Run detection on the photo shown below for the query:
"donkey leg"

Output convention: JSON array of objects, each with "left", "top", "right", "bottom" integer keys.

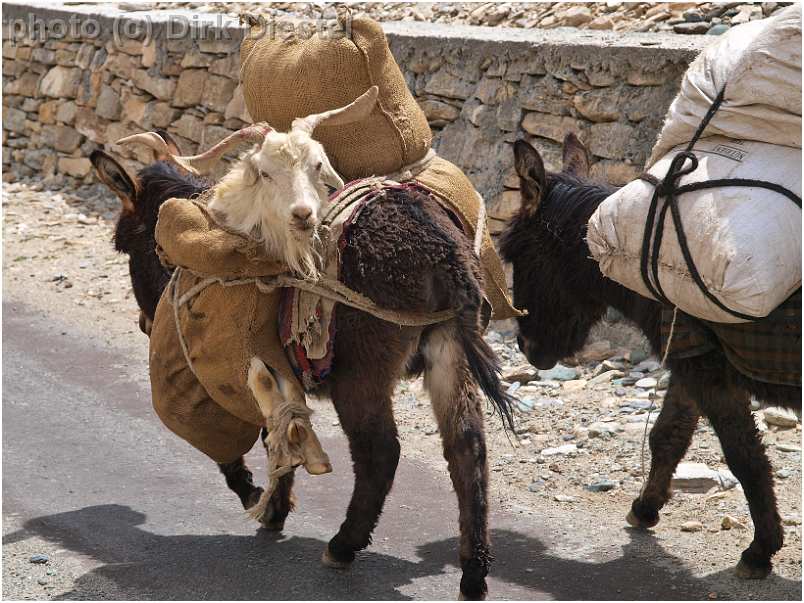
[
  {"left": 218, "top": 457, "right": 263, "bottom": 510},
  {"left": 423, "top": 325, "right": 491, "bottom": 601},
  {"left": 702, "top": 387, "right": 783, "bottom": 579},
  {"left": 322, "top": 390, "right": 400, "bottom": 568},
  {"left": 628, "top": 377, "right": 699, "bottom": 529}
]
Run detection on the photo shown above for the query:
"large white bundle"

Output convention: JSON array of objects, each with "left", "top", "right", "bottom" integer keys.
[
  {"left": 649, "top": 3, "right": 801, "bottom": 166},
  {"left": 588, "top": 136, "right": 802, "bottom": 323}
]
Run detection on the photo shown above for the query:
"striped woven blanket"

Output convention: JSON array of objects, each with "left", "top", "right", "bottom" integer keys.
[{"left": 661, "top": 289, "right": 801, "bottom": 387}]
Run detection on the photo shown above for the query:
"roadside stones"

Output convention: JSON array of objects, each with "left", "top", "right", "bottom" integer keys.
[
  {"left": 671, "top": 462, "right": 738, "bottom": 493},
  {"left": 554, "top": 494, "right": 577, "bottom": 503},
  {"left": 528, "top": 479, "right": 545, "bottom": 492},
  {"left": 588, "top": 422, "right": 616, "bottom": 439},
  {"left": 539, "top": 364, "right": 578, "bottom": 382},
  {"left": 505, "top": 365, "right": 539, "bottom": 385},
  {"left": 762, "top": 407, "right": 799, "bottom": 428},
  {"left": 29, "top": 554, "right": 49, "bottom": 564},
  {"left": 721, "top": 515, "right": 747, "bottom": 530},
  {"left": 562, "top": 379, "right": 587, "bottom": 393},
  {"left": 57, "top": 157, "right": 92, "bottom": 178},
  {"left": 673, "top": 22, "right": 710, "bottom": 34},
  {"left": 635, "top": 377, "right": 657, "bottom": 389},
  {"left": 541, "top": 443, "right": 577, "bottom": 457},
  {"left": 681, "top": 520, "right": 703, "bottom": 532},
  {"left": 776, "top": 443, "right": 802, "bottom": 453},
  {"left": 586, "top": 479, "right": 617, "bottom": 492}
]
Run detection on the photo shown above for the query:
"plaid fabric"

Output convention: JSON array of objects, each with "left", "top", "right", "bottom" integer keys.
[{"left": 661, "top": 289, "right": 801, "bottom": 387}]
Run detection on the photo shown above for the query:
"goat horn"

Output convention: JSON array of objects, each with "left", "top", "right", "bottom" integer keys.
[
  {"left": 293, "top": 86, "right": 379, "bottom": 134},
  {"left": 116, "top": 124, "right": 273, "bottom": 175}
]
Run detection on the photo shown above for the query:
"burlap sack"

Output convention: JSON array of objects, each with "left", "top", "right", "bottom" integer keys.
[
  {"left": 240, "top": 16, "right": 432, "bottom": 180},
  {"left": 649, "top": 4, "right": 801, "bottom": 165},
  {"left": 240, "top": 16, "right": 521, "bottom": 320},
  {"left": 149, "top": 199, "right": 299, "bottom": 464}
]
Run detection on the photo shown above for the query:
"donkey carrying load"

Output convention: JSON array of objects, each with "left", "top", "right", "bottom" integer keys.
[
  {"left": 502, "top": 133, "right": 800, "bottom": 579},
  {"left": 93, "top": 93, "right": 515, "bottom": 601}
]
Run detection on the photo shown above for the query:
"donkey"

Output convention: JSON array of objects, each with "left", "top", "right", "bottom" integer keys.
[
  {"left": 499, "top": 134, "right": 801, "bottom": 580},
  {"left": 91, "top": 135, "right": 513, "bottom": 599}
]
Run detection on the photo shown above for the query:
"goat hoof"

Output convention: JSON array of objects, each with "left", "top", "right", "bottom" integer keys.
[
  {"left": 321, "top": 547, "right": 352, "bottom": 570},
  {"left": 458, "top": 591, "right": 487, "bottom": 601},
  {"left": 305, "top": 462, "right": 333, "bottom": 476},
  {"left": 736, "top": 558, "right": 772, "bottom": 580}
]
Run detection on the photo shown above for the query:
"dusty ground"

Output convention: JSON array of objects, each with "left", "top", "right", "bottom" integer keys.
[{"left": 2, "top": 179, "right": 802, "bottom": 599}]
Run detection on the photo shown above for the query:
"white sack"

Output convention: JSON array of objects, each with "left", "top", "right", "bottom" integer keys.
[
  {"left": 649, "top": 4, "right": 801, "bottom": 166},
  {"left": 587, "top": 136, "right": 802, "bottom": 323}
]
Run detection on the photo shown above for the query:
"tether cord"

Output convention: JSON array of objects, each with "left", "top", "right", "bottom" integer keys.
[{"left": 638, "top": 85, "right": 802, "bottom": 321}]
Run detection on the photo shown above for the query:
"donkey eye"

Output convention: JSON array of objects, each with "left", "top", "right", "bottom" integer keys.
[
  {"left": 315, "top": 162, "right": 322, "bottom": 172},
  {"left": 259, "top": 170, "right": 272, "bottom": 181}
]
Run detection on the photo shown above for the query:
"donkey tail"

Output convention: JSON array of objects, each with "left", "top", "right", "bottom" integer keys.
[{"left": 457, "top": 301, "right": 517, "bottom": 433}]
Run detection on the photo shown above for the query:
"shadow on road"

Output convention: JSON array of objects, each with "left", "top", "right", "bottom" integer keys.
[{"left": 7, "top": 504, "right": 800, "bottom": 600}]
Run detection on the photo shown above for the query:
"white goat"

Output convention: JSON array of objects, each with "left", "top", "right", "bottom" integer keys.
[
  {"left": 118, "top": 85, "right": 379, "bottom": 280},
  {"left": 117, "top": 87, "right": 380, "bottom": 521}
]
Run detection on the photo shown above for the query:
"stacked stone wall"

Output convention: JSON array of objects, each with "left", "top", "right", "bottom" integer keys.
[{"left": 3, "top": 3, "right": 711, "bottom": 231}]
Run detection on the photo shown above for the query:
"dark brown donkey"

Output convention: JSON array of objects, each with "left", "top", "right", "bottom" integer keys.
[
  {"left": 500, "top": 134, "right": 801, "bottom": 580},
  {"left": 90, "top": 133, "right": 513, "bottom": 600}
]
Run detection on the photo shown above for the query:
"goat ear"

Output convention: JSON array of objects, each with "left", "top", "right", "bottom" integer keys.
[
  {"left": 319, "top": 158, "right": 344, "bottom": 190},
  {"left": 154, "top": 129, "right": 181, "bottom": 157},
  {"left": 513, "top": 140, "right": 546, "bottom": 216},
  {"left": 562, "top": 132, "right": 590, "bottom": 178},
  {"left": 90, "top": 150, "right": 138, "bottom": 213}
]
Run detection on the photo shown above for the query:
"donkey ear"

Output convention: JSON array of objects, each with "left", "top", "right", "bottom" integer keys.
[
  {"left": 90, "top": 150, "right": 138, "bottom": 213},
  {"left": 562, "top": 132, "right": 590, "bottom": 178},
  {"left": 513, "top": 139, "right": 546, "bottom": 215},
  {"left": 154, "top": 129, "right": 182, "bottom": 157}
]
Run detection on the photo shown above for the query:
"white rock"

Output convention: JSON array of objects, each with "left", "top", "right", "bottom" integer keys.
[
  {"left": 588, "top": 422, "right": 616, "bottom": 438},
  {"left": 541, "top": 444, "right": 577, "bottom": 456},
  {"left": 671, "top": 462, "right": 738, "bottom": 494},
  {"left": 681, "top": 520, "right": 703, "bottom": 532},
  {"left": 635, "top": 377, "right": 658, "bottom": 389},
  {"left": 762, "top": 407, "right": 800, "bottom": 428}
]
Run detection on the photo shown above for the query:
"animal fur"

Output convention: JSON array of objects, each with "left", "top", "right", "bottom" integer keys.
[
  {"left": 92, "top": 136, "right": 513, "bottom": 600},
  {"left": 500, "top": 135, "right": 802, "bottom": 580}
]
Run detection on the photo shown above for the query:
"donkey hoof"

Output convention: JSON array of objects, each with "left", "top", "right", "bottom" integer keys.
[
  {"left": 736, "top": 558, "right": 772, "bottom": 580},
  {"left": 321, "top": 547, "right": 352, "bottom": 570},
  {"left": 627, "top": 500, "right": 660, "bottom": 529},
  {"left": 458, "top": 591, "right": 487, "bottom": 601}
]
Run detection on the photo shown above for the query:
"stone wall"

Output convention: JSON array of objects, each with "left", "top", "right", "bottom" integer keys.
[{"left": 2, "top": 2, "right": 711, "bottom": 232}]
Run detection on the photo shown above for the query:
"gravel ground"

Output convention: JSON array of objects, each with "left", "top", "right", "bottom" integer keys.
[
  {"left": 3, "top": 179, "right": 802, "bottom": 599},
  {"left": 125, "top": 1, "right": 791, "bottom": 34}
]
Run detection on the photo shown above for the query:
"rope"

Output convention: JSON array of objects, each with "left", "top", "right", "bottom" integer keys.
[{"left": 638, "top": 85, "right": 802, "bottom": 321}]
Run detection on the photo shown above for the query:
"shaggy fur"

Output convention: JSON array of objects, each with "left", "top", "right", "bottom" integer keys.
[
  {"left": 500, "top": 137, "right": 802, "bottom": 580},
  {"left": 208, "top": 130, "right": 341, "bottom": 280},
  {"left": 92, "top": 143, "right": 514, "bottom": 599}
]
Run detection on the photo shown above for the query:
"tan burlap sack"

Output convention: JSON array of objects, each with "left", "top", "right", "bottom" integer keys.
[
  {"left": 240, "top": 16, "right": 432, "bottom": 180},
  {"left": 240, "top": 16, "right": 521, "bottom": 320},
  {"left": 149, "top": 199, "right": 299, "bottom": 464}
]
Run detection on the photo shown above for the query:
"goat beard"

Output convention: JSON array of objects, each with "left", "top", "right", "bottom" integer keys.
[{"left": 276, "top": 227, "right": 323, "bottom": 282}]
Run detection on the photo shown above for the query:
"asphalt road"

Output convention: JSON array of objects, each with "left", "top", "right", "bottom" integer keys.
[{"left": 3, "top": 300, "right": 791, "bottom": 600}]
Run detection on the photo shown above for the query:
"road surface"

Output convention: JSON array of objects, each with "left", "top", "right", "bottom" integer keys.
[{"left": 5, "top": 299, "right": 801, "bottom": 600}]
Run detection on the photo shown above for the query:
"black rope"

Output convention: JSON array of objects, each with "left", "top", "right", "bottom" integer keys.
[{"left": 638, "top": 85, "right": 801, "bottom": 322}]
